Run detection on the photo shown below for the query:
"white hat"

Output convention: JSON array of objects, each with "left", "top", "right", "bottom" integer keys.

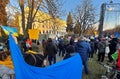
[{"left": 90, "top": 36, "right": 94, "bottom": 40}]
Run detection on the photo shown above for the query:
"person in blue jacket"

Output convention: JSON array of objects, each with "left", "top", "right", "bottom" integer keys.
[{"left": 75, "top": 36, "right": 91, "bottom": 75}]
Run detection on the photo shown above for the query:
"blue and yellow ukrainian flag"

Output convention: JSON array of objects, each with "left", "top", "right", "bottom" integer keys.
[
  {"left": 9, "top": 34, "right": 82, "bottom": 79},
  {"left": 1, "top": 26, "right": 18, "bottom": 37}
]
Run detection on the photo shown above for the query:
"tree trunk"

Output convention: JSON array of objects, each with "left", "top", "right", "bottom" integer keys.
[
  {"left": 19, "top": 0, "right": 26, "bottom": 37},
  {"left": 21, "top": 8, "right": 25, "bottom": 35}
]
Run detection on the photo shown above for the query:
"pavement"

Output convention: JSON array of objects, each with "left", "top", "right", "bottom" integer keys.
[
  {"left": 0, "top": 65, "right": 15, "bottom": 79},
  {"left": 0, "top": 65, "right": 14, "bottom": 74}
]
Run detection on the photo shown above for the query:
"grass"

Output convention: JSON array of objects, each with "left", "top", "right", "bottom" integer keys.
[
  {"left": 82, "top": 54, "right": 106, "bottom": 79},
  {"left": 55, "top": 53, "right": 107, "bottom": 79}
]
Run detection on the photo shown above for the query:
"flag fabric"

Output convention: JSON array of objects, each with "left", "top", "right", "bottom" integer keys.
[
  {"left": 1, "top": 26, "right": 18, "bottom": 36},
  {"left": 9, "top": 34, "right": 82, "bottom": 79},
  {"left": 28, "top": 29, "right": 39, "bottom": 40},
  {"left": 112, "top": 51, "right": 118, "bottom": 61},
  {"left": 114, "top": 32, "right": 119, "bottom": 38}
]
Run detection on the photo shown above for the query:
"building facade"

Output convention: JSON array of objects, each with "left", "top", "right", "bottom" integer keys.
[{"left": 17, "top": 8, "right": 66, "bottom": 37}]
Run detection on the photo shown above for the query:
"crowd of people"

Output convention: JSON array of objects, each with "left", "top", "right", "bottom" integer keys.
[
  {"left": 9, "top": 34, "right": 120, "bottom": 76},
  {"left": 40, "top": 34, "right": 120, "bottom": 75}
]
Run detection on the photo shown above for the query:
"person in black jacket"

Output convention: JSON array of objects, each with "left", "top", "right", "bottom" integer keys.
[
  {"left": 89, "top": 38, "right": 95, "bottom": 61},
  {"left": 46, "top": 38, "right": 57, "bottom": 65},
  {"left": 63, "top": 42, "right": 75, "bottom": 60},
  {"left": 108, "top": 37, "right": 118, "bottom": 62}
]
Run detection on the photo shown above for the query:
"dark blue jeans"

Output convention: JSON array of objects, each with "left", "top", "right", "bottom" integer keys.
[
  {"left": 82, "top": 59, "right": 89, "bottom": 75},
  {"left": 80, "top": 54, "right": 89, "bottom": 75},
  {"left": 48, "top": 55, "right": 56, "bottom": 65},
  {"left": 59, "top": 48, "right": 65, "bottom": 57}
]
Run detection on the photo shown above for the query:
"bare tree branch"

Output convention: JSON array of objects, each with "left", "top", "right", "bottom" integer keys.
[{"left": 73, "top": 0, "right": 97, "bottom": 35}]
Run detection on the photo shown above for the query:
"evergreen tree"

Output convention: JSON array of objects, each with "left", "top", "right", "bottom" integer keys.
[
  {"left": 74, "top": 21, "right": 80, "bottom": 34},
  {"left": 66, "top": 12, "right": 73, "bottom": 32}
]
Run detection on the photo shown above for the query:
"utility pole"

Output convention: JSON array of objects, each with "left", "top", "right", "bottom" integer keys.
[
  {"left": 98, "top": 3, "right": 106, "bottom": 35},
  {"left": 98, "top": 0, "right": 120, "bottom": 35}
]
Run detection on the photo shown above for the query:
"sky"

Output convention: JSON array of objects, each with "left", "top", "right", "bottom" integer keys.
[
  {"left": 62, "top": 0, "right": 120, "bottom": 19},
  {"left": 62, "top": 0, "right": 120, "bottom": 30},
  {"left": 9, "top": 0, "right": 120, "bottom": 30},
  {"left": 10, "top": 0, "right": 120, "bottom": 19}
]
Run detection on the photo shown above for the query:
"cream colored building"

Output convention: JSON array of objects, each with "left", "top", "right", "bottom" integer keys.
[{"left": 17, "top": 8, "right": 66, "bottom": 37}]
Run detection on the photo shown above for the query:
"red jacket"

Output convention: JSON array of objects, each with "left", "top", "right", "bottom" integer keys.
[
  {"left": 117, "top": 49, "right": 120, "bottom": 70},
  {"left": 26, "top": 39, "right": 32, "bottom": 47}
]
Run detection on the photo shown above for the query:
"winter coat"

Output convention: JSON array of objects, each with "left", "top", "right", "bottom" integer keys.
[
  {"left": 46, "top": 42, "right": 57, "bottom": 56},
  {"left": 98, "top": 41, "right": 106, "bottom": 53},
  {"left": 94, "top": 39, "right": 99, "bottom": 49},
  {"left": 117, "top": 49, "right": 120, "bottom": 70},
  {"left": 63, "top": 54, "right": 71, "bottom": 60},
  {"left": 90, "top": 41, "right": 95, "bottom": 53},
  {"left": 109, "top": 38, "right": 118, "bottom": 53},
  {"left": 66, "top": 45, "right": 75, "bottom": 54},
  {"left": 75, "top": 41, "right": 91, "bottom": 61},
  {"left": 58, "top": 40, "right": 64, "bottom": 49}
]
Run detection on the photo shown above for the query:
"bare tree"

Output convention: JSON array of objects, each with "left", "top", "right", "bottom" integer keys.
[
  {"left": 18, "top": 0, "right": 43, "bottom": 37},
  {"left": 85, "top": 26, "right": 97, "bottom": 35},
  {"left": 104, "top": 25, "right": 120, "bottom": 34},
  {"left": 7, "top": 0, "right": 64, "bottom": 38},
  {"left": 0, "top": 0, "right": 9, "bottom": 36},
  {"left": 45, "top": 0, "right": 65, "bottom": 34},
  {"left": 114, "top": 25, "right": 120, "bottom": 33},
  {"left": 73, "top": 0, "right": 96, "bottom": 35}
]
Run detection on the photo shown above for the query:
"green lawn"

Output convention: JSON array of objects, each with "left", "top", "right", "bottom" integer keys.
[{"left": 82, "top": 54, "right": 106, "bottom": 79}]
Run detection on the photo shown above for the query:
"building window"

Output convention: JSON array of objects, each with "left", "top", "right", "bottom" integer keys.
[
  {"left": 50, "top": 30, "right": 53, "bottom": 34},
  {"left": 46, "top": 30, "right": 48, "bottom": 34},
  {"left": 43, "top": 30, "right": 45, "bottom": 34},
  {"left": 57, "top": 31, "right": 58, "bottom": 34},
  {"left": 39, "top": 31, "right": 41, "bottom": 34}
]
